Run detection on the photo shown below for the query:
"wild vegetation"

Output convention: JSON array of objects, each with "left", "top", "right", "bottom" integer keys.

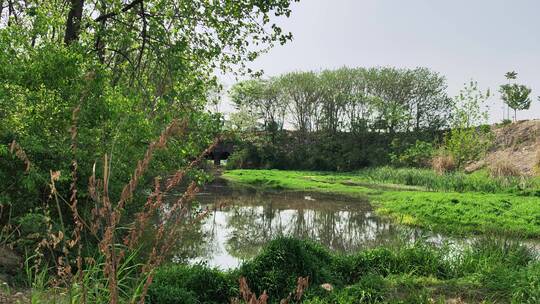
[
  {"left": 499, "top": 71, "right": 533, "bottom": 122},
  {"left": 225, "top": 69, "right": 511, "bottom": 171},
  {"left": 0, "top": 0, "right": 299, "bottom": 302},
  {"left": 217, "top": 68, "right": 540, "bottom": 302},
  {"left": 224, "top": 169, "right": 540, "bottom": 237},
  {"left": 1, "top": 0, "right": 540, "bottom": 303},
  {"left": 147, "top": 237, "right": 540, "bottom": 304}
]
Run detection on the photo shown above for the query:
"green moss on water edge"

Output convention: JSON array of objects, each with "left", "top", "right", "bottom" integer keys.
[{"left": 223, "top": 168, "right": 540, "bottom": 238}]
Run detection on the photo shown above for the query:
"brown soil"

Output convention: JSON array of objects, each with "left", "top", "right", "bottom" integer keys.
[{"left": 466, "top": 120, "right": 540, "bottom": 175}]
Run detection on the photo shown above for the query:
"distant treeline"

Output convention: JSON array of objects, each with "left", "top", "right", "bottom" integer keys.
[{"left": 226, "top": 67, "right": 453, "bottom": 170}]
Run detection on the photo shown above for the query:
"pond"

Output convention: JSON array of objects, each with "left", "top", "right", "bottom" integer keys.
[{"left": 169, "top": 178, "right": 447, "bottom": 269}]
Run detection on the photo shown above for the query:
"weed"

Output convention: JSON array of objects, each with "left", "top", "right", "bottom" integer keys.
[
  {"left": 224, "top": 169, "right": 540, "bottom": 237},
  {"left": 488, "top": 159, "right": 521, "bottom": 178},
  {"left": 431, "top": 153, "right": 455, "bottom": 174},
  {"left": 7, "top": 119, "right": 221, "bottom": 303},
  {"left": 535, "top": 148, "right": 540, "bottom": 175},
  {"left": 238, "top": 237, "right": 335, "bottom": 300},
  {"left": 150, "top": 238, "right": 540, "bottom": 303}
]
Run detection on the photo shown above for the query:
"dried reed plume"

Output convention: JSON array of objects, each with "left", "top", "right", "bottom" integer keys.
[
  {"left": 91, "top": 119, "right": 190, "bottom": 303},
  {"left": 535, "top": 149, "right": 540, "bottom": 175},
  {"left": 69, "top": 104, "right": 85, "bottom": 293},
  {"left": 432, "top": 153, "right": 455, "bottom": 175},
  {"left": 13, "top": 113, "right": 220, "bottom": 303},
  {"left": 488, "top": 159, "right": 521, "bottom": 178},
  {"left": 231, "top": 276, "right": 309, "bottom": 304},
  {"left": 235, "top": 277, "right": 268, "bottom": 304},
  {"left": 9, "top": 140, "right": 31, "bottom": 172},
  {"left": 85, "top": 120, "right": 220, "bottom": 304}
]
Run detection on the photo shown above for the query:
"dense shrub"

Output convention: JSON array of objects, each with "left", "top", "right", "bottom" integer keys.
[
  {"left": 488, "top": 159, "right": 522, "bottom": 178},
  {"left": 148, "top": 238, "right": 540, "bottom": 303},
  {"left": 147, "top": 264, "right": 236, "bottom": 304},
  {"left": 431, "top": 152, "right": 456, "bottom": 174},
  {"left": 354, "top": 166, "right": 536, "bottom": 193},
  {"left": 226, "top": 130, "right": 445, "bottom": 172},
  {"left": 0, "top": 43, "right": 221, "bottom": 253},
  {"left": 238, "top": 237, "right": 337, "bottom": 300},
  {"left": 390, "top": 140, "right": 435, "bottom": 168}
]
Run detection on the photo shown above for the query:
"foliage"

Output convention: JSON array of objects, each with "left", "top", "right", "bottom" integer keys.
[
  {"left": 499, "top": 72, "right": 533, "bottom": 121},
  {"left": 147, "top": 264, "right": 236, "bottom": 304},
  {"left": 443, "top": 81, "right": 492, "bottom": 169},
  {"left": 226, "top": 67, "right": 450, "bottom": 171},
  {"left": 238, "top": 237, "right": 336, "bottom": 300},
  {"left": 390, "top": 140, "right": 434, "bottom": 168},
  {"left": 224, "top": 169, "right": 540, "bottom": 237},
  {"left": 149, "top": 237, "right": 540, "bottom": 303}
]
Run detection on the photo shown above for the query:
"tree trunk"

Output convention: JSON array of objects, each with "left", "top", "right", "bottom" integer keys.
[{"left": 64, "top": 0, "right": 85, "bottom": 45}]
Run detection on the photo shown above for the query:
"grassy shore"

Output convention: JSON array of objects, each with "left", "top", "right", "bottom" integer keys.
[
  {"left": 149, "top": 237, "right": 540, "bottom": 304},
  {"left": 223, "top": 168, "right": 540, "bottom": 237}
]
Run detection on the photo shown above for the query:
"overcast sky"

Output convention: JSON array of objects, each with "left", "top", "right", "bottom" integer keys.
[{"left": 220, "top": 0, "right": 540, "bottom": 122}]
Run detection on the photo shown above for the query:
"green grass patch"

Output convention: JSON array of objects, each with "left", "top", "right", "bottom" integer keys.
[
  {"left": 149, "top": 238, "right": 540, "bottom": 303},
  {"left": 223, "top": 169, "right": 540, "bottom": 237}
]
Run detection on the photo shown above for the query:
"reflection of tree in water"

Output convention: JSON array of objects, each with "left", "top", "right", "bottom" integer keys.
[
  {"left": 225, "top": 203, "right": 282, "bottom": 259},
  {"left": 223, "top": 192, "right": 400, "bottom": 259},
  {"left": 167, "top": 189, "right": 412, "bottom": 265},
  {"left": 171, "top": 199, "right": 231, "bottom": 263}
]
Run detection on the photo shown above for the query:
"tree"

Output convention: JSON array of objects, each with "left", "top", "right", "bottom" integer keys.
[
  {"left": 499, "top": 81, "right": 532, "bottom": 122},
  {"left": 409, "top": 68, "right": 452, "bottom": 132},
  {"left": 444, "top": 81, "right": 492, "bottom": 169},
  {"left": 229, "top": 79, "right": 287, "bottom": 132},
  {"left": 505, "top": 71, "right": 517, "bottom": 80},
  {"left": 318, "top": 69, "right": 351, "bottom": 133},
  {"left": 278, "top": 71, "right": 321, "bottom": 133},
  {"left": 0, "top": 0, "right": 299, "bottom": 260},
  {"left": 1, "top": 1, "right": 300, "bottom": 301},
  {"left": 499, "top": 71, "right": 532, "bottom": 122}
]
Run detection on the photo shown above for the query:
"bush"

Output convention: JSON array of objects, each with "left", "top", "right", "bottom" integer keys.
[
  {"left": 238, "top": 237, "right": 336, "bottom": 300},
  {"left": 431, "top": 153, "right": 456, "bottom": 174},
  {"left": 147, "top": 238, "right": 540, "bottom": 303},
  {"left": 488, "top": 160, "right": 522, "bottom": 178},
  {"left": 340, "top": 243, "right": 450, "bottom": 281},
  {"left": 305, "top": 274, "right": 387, "bottom": 304},
  {"left": 390, "top": 140, "right": 434, "bottom": 168},
  {"left": 147, "top": 264, "right": 235, "bottom": 304}
]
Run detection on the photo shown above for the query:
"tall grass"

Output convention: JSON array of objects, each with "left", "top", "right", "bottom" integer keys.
[
  {"left": 147, "top": 237, "right": 540, "bottom": 303},
  {"left": 7, "top": 115, "right": 221, "bottom": 303},
  {"left": 354, "top": 166, "right": 538, "bottom": 193},
  {"left": 534, "top": 148, "right": 540, "bottom": 176}
]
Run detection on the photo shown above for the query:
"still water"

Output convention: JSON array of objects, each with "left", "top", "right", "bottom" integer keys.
[{"left": 170, "top": 179, "right": 444, "bottom": 269}]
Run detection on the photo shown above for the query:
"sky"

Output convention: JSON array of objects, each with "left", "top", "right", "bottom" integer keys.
[{"left": 219, "top": 0, "right": 540, "bottom": 123}]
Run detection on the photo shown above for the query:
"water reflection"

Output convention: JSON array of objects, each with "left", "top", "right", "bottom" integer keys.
[
  {"left": 164, "top": 180, "right": 540, "bottom": 269},
  {"left": 168, "top": 180, "right": 421, "bottom": 269}
]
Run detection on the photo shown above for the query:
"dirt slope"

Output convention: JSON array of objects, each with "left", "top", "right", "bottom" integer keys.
[{"left": 466, "top": 119, "right": 540, "bottom": 175}]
